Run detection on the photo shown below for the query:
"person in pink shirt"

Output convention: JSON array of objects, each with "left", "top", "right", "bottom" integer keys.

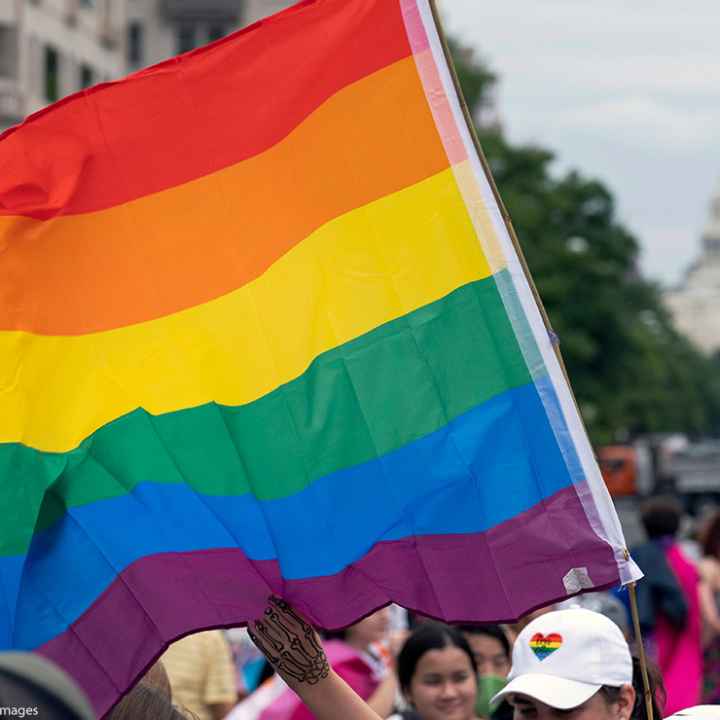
[{"left": 638, "top": 497, "right": 702, "bottom": 714}]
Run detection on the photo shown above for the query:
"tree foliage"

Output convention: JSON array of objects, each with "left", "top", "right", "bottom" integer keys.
[{"left": 450, "top": 41, "right": 720, "bottom": 443}]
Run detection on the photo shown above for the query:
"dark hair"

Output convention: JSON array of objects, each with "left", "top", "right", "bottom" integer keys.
[
  {"left": 107, "top": 682, "right": 190, "bottom": 720},
  {"left": 701, "top": 510, "right": 720, "bottom": 559},
  {"left": 397, "top": 622, "right": 477, "bottom": 693},
  {"left": 457, "top": 624, "right": 511, "bottom": 661},
  {"left": 600, "top": 656, "right": 664, "bottom": 720},
  {"left": 640, "top": 496, "right": 682, "bottom": 540}
]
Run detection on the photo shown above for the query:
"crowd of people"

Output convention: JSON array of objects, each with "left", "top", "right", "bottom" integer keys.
[
  {"left": 56, "top": 599, "right": 656, "bottom": 720},
  {"left": 0, "top": 600, "right": 699, "bottom": 720},
  {"left": 4, "top": 498, "right": 720, "bottom": 719},
  {"left": 0, "top": 599, "right": 674, "bottom": 720},
  {"left": 630, "top": 499, "right": 720, "bottom": 713}
]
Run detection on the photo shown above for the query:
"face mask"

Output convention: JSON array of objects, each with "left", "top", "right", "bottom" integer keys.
[{"left": 475, "top": 674, "right": 507, "bottom": 718}]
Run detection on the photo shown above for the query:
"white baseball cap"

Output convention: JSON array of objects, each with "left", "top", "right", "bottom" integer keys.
[
  {"left": 492, "top": 608, "right": 633, "bottom": 710},
  {"left": 665, "top": 708, "right": 720, "bottom": 720}
]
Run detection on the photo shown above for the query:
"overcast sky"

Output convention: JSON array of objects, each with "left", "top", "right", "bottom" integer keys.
[{"left": 440, "top": 0, "right": 720, "bottom": 286}]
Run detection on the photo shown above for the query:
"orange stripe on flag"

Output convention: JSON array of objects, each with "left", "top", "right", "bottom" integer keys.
[{"left": 0, "top": 58, "right": 449, "bottom": 335}]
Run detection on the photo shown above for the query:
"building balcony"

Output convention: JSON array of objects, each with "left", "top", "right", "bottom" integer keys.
[{"left": 160, "top": 0, "right": 242, "bottom": 23}]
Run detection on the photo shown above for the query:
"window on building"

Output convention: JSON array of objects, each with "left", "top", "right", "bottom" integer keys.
[
  {"left": 127, "top": 20, "right": 144, "bottom": 66},
  {"left": 80, "top": 64, "right": 94, "bottom": 89},
  {"left": 208, "top": 24, "right": 226, "bottom": 43},
  {"left": 79, "top": 0, "right": 96, "bottom": 7},
  {"left": 177, "top": 25, "right": 196, "bottom": 54},
  {"left": 44, "top": 45, "right": 59, "bottom": 102},
  {"left": 0, "top": 25, "right": 18, "bottom": 80}
]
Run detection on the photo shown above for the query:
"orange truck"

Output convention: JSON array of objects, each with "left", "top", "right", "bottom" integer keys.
[
  {"left": 597, "top": 435, "right": 685, "bottom": 499},
  {"left": 597, "top": 445, "right": 638, "bottom": 497}
]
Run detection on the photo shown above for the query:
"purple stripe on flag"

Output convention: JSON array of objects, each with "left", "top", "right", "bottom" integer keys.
[{"left": 38, "top": 483, "right": 619, "bottom": 717}]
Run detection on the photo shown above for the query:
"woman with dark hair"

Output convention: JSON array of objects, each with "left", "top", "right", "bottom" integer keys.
[
  {"left": 457, "top": 625, "right": 511, "bottom": 718},
  {"left": 698, "top": 510, "right": 720, "bottom": 703},
  {"left": 490, "top": 608, "right": 663, "bottom": 720},
  {"left": 632, "top": 496, "right": 702, "bottom": 713},
  {"left": 389, "top": 622, "right": 480, "bottom": 720},
  {"left": 457, "top": 625, "right": 510, "bottom": 679}
]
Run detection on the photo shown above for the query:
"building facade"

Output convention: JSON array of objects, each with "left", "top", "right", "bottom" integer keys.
[
  {"left": 244, "top": 0, "right": 294, "bottom": 24},
  {"left": 0, "top": 0, "right": 128, "bottom": 131},
  {"left": 664, "top": 181, "right": 720, "bottom": 354},
  {"left": 0, "top": 0, "right": 294, "bottom": 132},
  {"left": 125, "top": 1, "right": 294, "bottom": 70},
  {"left": 126, "top": 0, "right": 243, "bottom": 71}
]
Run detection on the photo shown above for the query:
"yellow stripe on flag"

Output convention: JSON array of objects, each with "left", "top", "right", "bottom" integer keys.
[{"left": 2, "top": 165, "right": 497, "bottom": 452}]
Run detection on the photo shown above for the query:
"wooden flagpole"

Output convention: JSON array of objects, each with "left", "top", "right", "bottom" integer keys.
[
  {"left": 629, "top": 581, "right": 655, "bottom": 720},
  {"left": 425, "top": 3, "right": 653, "bottom": 718}
]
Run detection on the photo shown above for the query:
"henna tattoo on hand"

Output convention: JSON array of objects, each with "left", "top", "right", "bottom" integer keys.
[{"left": 248, "top": 596, "right": 330, "bottom": 686}]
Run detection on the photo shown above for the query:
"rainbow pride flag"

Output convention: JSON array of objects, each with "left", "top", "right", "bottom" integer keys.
[{"left": 0, "top": 0, "right": 640, "bottom": 713}]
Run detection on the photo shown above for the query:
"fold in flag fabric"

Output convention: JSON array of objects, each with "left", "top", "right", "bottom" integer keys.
[{"left": 0, "top": 0, "right": 641, "bottom": 713}]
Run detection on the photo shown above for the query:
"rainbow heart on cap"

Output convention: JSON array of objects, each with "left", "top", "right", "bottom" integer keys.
[{"left": 529, "top": 632, "right": 563, "bottom": 660}]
